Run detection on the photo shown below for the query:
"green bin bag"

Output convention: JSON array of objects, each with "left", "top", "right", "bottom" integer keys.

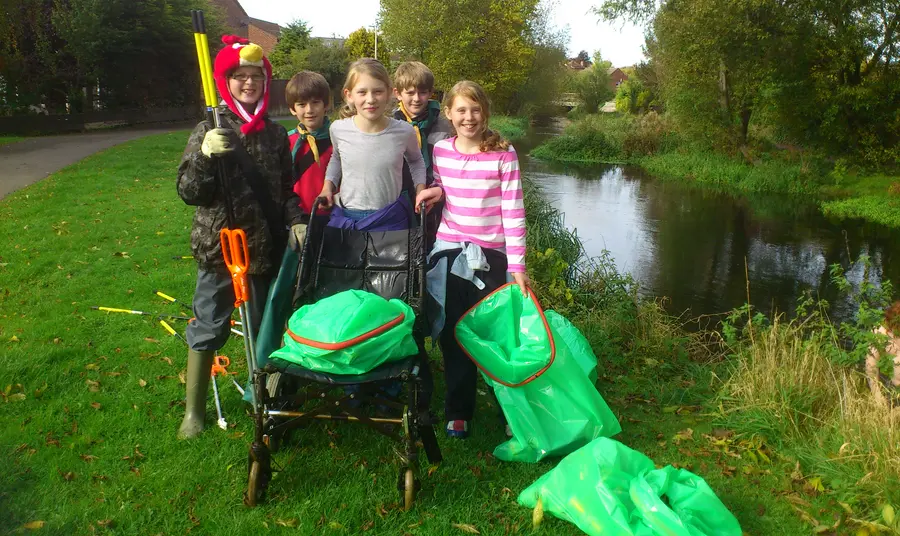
[
  {"left": 455, "top": 284, "right": 620, "bottom": 462},
  {"left": 270, "top": 289, "right": 417, "bottom": 375},
  {"left": 545, "top": 310, "right": 598, "bottom": 383},
  {"left": 518, "top": 437, "right": 743, "bottom": 536}
]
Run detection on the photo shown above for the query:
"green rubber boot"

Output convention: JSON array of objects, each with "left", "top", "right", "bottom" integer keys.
[{"left": 177, "top": 349, "right": 214, "bottom": 439}]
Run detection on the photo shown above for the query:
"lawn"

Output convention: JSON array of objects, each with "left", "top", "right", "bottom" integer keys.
[{"left": 0, "top": 131, "right": 818, "bottom": 535}]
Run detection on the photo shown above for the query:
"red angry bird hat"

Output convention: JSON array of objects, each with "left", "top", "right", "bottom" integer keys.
[{"left": 213, "top": 35, "right": 273, "bottom": 135}]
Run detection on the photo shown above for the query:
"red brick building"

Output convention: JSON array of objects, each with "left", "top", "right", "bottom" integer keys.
[
  {"left": 209, "top": 0, "right": 281, "bottom": 54},
  {"left": 607, "top": 67, "right": 628, "bottom": 92},
  {"left": 248, "top": 17, "right": 281, "bottom": 55}
]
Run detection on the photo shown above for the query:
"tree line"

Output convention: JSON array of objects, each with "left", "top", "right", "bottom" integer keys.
[
  {"left": 1, "top": 0, "right": 571, "bottom": 117},
  {"left": 0, "top": 0, "right": 228, "bottom": 115},
  {"left": 596, "top": 0, "right": 899, "bottom": 165}
]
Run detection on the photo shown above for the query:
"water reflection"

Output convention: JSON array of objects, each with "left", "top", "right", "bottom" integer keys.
[{"left": 526, "top": 157, "right": 900, "bottom": 323}]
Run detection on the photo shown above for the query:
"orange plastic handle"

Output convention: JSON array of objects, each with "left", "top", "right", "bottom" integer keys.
[
  {"left": 211, "top": 354, "right": 231, "bottom": 377},
  {"left": 219, "top": 228, "right": 250, "bottom": 307}
]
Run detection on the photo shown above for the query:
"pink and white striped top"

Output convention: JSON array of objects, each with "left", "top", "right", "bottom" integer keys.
[{"left": 432, "top": 137, "right": 526, "bottom": 273}]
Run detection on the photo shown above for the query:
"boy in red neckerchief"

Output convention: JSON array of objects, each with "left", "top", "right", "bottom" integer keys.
[{"left": 286, "top": 71, "right": 333, "bottom": 247}]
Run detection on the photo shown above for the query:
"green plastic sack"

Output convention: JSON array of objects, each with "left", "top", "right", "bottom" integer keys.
[
  {"left": 455, "top": 284, "right": 620, "bottom": 462},
  {"left": 545, "top": 310, "right": 598, "bottom": 383},
  {"left": 270, "top": 289, "right": 417, "bottom": 375},
  {"left": 518, "top": 438, "right": 743, "bottom": 536}
]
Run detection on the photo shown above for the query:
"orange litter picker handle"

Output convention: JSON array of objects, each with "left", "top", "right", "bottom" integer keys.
[{"left": 219, "top": 228, "right": 250, "bottom": 307}]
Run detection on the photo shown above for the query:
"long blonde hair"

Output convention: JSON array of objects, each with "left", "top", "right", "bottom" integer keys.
[
  {"left": 442, "top": 80, "right": 510, "bottom": 153},
  {"left": 340, "top": 58, "right": 392, "bottom": 119}
]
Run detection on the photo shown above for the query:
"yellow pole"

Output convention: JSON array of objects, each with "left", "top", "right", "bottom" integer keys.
[{"left": 199, "top": 33, "right": 217, "bottom": 107}]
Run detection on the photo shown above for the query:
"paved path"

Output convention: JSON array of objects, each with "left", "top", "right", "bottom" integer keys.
[{"left": 0, "top": 122, "right": 194, "bottom": 200}]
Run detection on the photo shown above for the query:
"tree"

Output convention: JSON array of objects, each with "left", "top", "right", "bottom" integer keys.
[
  {"left": 280, "top": 39, "right": 350, "bottom": 106},
  {"left": 573, "top": 62, "right": 614, "bottom": 113},
  {"left": 379, "top": 0, "right": 568, "bottom": 113},
  {"left": 594, "top": 0, "right": 899, "bottom": 158},
  {"left": 576, "top": 50, "right": 591, "bottom": 64},
  {"left": 0, "top": 0, "right": 227, "bottom": 114},
  {"left": 269, "top": 19, "right": 312, "bottom": 78}
]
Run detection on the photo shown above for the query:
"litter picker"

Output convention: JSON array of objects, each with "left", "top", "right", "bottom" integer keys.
[
  {"left": 154, "top": 289, "right": 244, "bottom": 331},
  {"left": 159, "top": 320, "right": 188, "bottom": 346},
  {"left": 92, "top": 306, "right": 191, "bottom": 322},
  {"left": 210, "top": 355, "right": 232, "bottom": 430},
  {"left": 191, "top": 10, "right": 260, "bottom": 415},
  {"left": 154, "top": 290, "right": 193, "bottom": 312}
]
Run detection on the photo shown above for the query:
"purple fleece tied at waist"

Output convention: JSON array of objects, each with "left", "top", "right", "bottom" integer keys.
[{"left": 328, "top": 195, "right": 413, "bottom": 231}]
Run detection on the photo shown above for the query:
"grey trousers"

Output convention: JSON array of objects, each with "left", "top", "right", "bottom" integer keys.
[{"left": 186, "top": 268, "right": 271, "bottom": 351}]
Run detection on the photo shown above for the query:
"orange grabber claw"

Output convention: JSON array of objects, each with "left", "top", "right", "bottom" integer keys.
[
  {"left": 219, "top": 228, "right": 250, "bottom": 307},
  {"left": 211, "top": 355, "right": 231, "bottom": 377}
]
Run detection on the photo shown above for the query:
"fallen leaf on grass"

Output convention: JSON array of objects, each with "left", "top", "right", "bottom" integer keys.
[
  {"left": 7, "top": 393, "right": 25, "bottom": 402},
  {"left": 328, "top": 521, "right": 343, "bottom": 529},
  {"left": 90, "top": 402, "right": 102, "bottom": 410},
  {"left": 138, "top": 379, "right": 147, "bottom": 388},
  {"left": 85, "top": 363, "right": 99, "bottom": 370},
  {"left": 80, "top": 454, "right": 98, "bottom": 463},
  {"left": 144, "top": 338, "right": 159, "bottom": 344},
  {"left": 86, "top": 380, "right": 100, "bottom": 392},
  {"left": 452, "top": 523, "right": 480, "bottom": 534},
  {"left": 883, "top": 504, "right": 896, "bottom": 525},
  {"left": 96, "top": 519, "right": 114, "bottom": 528},
  {"left": 673, "top": 428, "right": 694, "bottom": 444},
  {"left": 9, "top": 336, "right": 20, "bottom": 342},
  {"left": 361, "top": 520, "right": 375, "bottom": 531},
  {"left": 275, "top": 518, "right": 298, "bottom": 528},
  {"left": 533, "top": 497, "right": 544, "bottom": 528},
  {"left": 804, "top": 476, "right": 825, "bottom": 495},
  {"left": 21, "top": 520, "right": 45, "bottom": 530},
  {"left": 161, "top": 356, "right": 173, "bottom": 366},
  {"left": 179, "top": 371, "right": 186, "bottom": 384},
  {"left": 60, "top": 471, "right": 76, "bottom": 481}
]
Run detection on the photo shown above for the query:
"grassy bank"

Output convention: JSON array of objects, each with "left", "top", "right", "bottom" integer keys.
[
  {"left": 0, "top": 130, "right": 796, "bottom": 535},
  {"left": 490, "top": 115, "right": 530, "bottom": 142},
  {"left": 1, "top": 129, "right": 893, "bottom": 534},
  {"left": 531, "top": 113, "right": 900, "bottom": 228}
]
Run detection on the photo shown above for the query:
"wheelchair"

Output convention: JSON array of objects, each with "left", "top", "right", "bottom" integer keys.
[{"left": 244, "top": 199, "right": 442, "bottom": 510}]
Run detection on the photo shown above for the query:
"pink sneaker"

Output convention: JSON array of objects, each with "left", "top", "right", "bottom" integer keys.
[{"left": 446, "top": 420, "right": 469, "bottom": 439}]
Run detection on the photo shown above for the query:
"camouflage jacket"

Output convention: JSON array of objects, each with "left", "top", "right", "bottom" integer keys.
[{"left": 177, "top": 109, "right": 302, "bottom": 275}]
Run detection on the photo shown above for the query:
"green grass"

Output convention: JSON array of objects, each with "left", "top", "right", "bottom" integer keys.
[
  {"left": 491, "top": 115, "right": 529, "bottom": 142},
  {"left": 0, "top": 131, "right": 824, "bottom": 535},
  {"left": 0, "top": 136, "right": 25, "bottom": 146},
  {"left": 638, "top": 150, "right": 822, "bottom": 195}
]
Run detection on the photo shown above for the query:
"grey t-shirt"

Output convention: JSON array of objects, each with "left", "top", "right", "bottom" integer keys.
[{"left": 325, "top": 117, "right": 426, "bottom": 211}]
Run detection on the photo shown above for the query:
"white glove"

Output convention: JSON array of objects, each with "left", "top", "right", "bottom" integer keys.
[
  {"left": 288, "top": 223, "right": 308, "bottom": 251},
  {"left": 201, "top": 128, "right": 234, "bottom": 158}
]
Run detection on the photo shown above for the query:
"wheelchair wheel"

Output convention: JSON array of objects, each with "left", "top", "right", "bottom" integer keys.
[
  {"left": 398, "top": 467, "right": 419, "bottom": 511},
  {"left": 265, "top": 372, "right": 299, "bottom": 452},
  {"left": 245, "top": 460, "right": 266, "bottom": 506}
]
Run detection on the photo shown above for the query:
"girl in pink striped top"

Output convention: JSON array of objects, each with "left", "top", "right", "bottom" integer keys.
[{"left": 415, "top": 80, "right": 528, "bottom": 439}]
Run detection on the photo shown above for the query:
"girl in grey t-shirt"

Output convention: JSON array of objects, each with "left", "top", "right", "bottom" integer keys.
[{"left": 319, "top": 59, "right": 426, "bottom": 218}]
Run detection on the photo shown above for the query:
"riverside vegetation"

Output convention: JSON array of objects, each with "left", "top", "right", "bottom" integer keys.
[
  {"left": 531, "top": 112, "right": 900, "bottom": 229},
  {"left": 0, "top": 121, "right": 896, "bottom": 534}
]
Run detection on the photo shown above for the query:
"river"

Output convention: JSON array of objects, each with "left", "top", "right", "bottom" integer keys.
[{"left": 519, "top": 119, "right": 900, "bottom": 323}]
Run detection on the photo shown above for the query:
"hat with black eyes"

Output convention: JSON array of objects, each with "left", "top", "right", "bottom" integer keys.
[{"left": 213, "top": 35, "right": 273, "bottom": 135}]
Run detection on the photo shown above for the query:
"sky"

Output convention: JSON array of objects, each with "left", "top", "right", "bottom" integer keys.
[{"left": 240, "top": 0, "right": 647, "bottom": 68}]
